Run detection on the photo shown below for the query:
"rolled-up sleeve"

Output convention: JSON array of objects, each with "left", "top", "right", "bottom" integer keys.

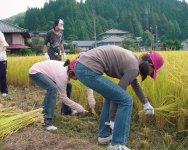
[{"left": 87, "top": 87, "right": 96, "bottom": 108}]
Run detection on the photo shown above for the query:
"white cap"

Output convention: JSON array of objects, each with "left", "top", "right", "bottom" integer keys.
[{"left": 58, "top": 19, "right": 64, "bottom": 30}]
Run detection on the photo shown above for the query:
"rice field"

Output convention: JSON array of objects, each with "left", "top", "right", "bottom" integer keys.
[
  {"left": 4, "top": 51, "right": 188, "bottom": 149},
  {"left": 6, "top": 52, "right": 188, "bottom": 130}
]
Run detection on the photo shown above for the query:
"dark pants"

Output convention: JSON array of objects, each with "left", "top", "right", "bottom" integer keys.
[
  {"left": 0, "top": 61, "right": 8, "bottom": 94},
  {"left": 61, "top": 82, "right": 72, "bottom": 115}
]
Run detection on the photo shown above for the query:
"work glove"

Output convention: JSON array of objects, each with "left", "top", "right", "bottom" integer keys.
[
  {"left": 105, "top": 121, "right": 114, "bottom": 131},
  {"left": 63, "top": 52, "right": 67, "bottom": 59},
  {"left": 71, "top": 109, "right": 88, "bottom": 115},
  {"left": 110, "top": 121, "right": 114, "bottom": 131},
  {"left": 87, "top": 88, "right": 96, "bottom": 109},
  {"left": 71, "top": 110, "right": 78, "bottom": 115},
  {"left": 143, "top": 102, "right": 154, "bottom": 115},
  {"left": 44, "top": 52, "right": 50, "bottom": 60}
]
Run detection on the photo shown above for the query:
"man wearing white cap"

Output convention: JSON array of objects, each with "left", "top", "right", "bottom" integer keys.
[
  {"left": 43, "top": 19, "right": 66, "bottom": 61},
  {"left": 43, "top": 19, "right": 72, "bottom": 115},
  {"left": 0, "top": 31, "right": 9, "bottom": 97}
]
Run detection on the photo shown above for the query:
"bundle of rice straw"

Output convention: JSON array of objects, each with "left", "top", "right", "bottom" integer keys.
[{"left": 0, "top": 107, "right": 43, "bottom": 138}]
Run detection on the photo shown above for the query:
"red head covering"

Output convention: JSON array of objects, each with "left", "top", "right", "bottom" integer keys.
[
  {"left": 148, "top": 51, "right": 164, "bottom": 80},
  {"left": 69, "top": 60, "right": 78, "bottom": 74}
]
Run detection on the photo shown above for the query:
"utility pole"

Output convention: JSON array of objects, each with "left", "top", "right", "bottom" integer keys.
[
  {"left": 93, "top": 11, "right": 97, "bottom": 48},
  {"left": 155, "top": 25, "right": 158, "bottom": 50},
  {"left": 145, "top": 3, "right": 150, "bottom": 30},
  {"left": 150, "top": 26, "right": 154, "bottom": 50}
]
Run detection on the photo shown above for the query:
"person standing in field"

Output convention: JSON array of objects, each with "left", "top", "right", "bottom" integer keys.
[
  {"left": 0, "top": 31, "right": 9, "bottom": 97},
  {"left": 43, "top": 19, "right": 73, "bottom": 115},
  {"left": 29, "top": 60, "right": 96, "bottom": 130},
  {"left": 74, "top": 45, "right": 164, "bottom": 150},
  {"left": 43, "top": 19, "right": 66, "bottom": 61}
]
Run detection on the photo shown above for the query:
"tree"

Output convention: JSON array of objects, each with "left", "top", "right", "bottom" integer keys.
[
  {"left": 19, "top": 0, "right": 188, "bottom": 40},
  {"left": 142, "top": 30, "right": 153, "bottom": 48},
  {"left": 161, "top": 39, "right": 181, "bottom": 50},
  {"left": 182, "top": 20, "right": 188, "bottom": 39},
  {"left": 173, "top": 20, "right": 181, "bottom": 39},
  {"left": 31, "top": 37, "right": 44, "bottom": 55},
  {"left": 121, "top": 38, "right": 137, "bottom": 51}
]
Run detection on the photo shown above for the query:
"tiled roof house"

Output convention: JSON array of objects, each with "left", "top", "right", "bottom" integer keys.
[
  {"left": 99, "top": 28, "right": 131, "bottom": 40},
  {"left": 97, "top": 35, "right": 125, "bottom": 47},
  {"left": 72, "top": 41, "right": 95, "bottom": 52},
  {"left": 0, "top": 20, "right": 30, "bottom": 51},
  {"left": 97, "top": 28, "right": 132, "bottom": 46}
]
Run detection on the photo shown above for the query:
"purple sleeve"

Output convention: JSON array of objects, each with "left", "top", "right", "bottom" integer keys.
[{"left": 131, "top": 78, "right": 148, "bottom": 104}]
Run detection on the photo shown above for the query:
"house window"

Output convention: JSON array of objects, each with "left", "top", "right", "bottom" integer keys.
[{"left": 5, "top": 34, "right": 12, "bottom": 45}]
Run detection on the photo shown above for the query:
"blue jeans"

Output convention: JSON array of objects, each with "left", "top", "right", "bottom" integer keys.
[
  {"left": 75, "top": 62, "right": 133, "bottom": 145},
  {"left": 29, "top": 73, "right": 58, "bottom": 126}
]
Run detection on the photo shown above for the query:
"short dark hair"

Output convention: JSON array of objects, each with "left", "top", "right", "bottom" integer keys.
[
  {"left": 139, "top": 54, "right": 153, "bottom": 81},
  {"left": 142, "top": 53, "right": 154, "bottom": 65},
  {"left": 53, "top": 19, "right": 60, "bottom": 28}
]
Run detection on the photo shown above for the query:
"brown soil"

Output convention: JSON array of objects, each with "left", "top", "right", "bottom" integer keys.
[
  {"left": 0, "top": 85, "right": 103, "bottom": 150},
  {"left": 0, "top": 85, "right": 187, "bottom": 150},
  {"left": 3, "top": 126, "right": 93, "bottom": 150}
]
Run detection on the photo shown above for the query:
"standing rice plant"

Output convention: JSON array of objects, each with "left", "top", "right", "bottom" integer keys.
[
  {"left": 164, "top": 133, "right": 173, "bottom": 144},
  {"left": 136, "top": 51, "right": 188, "bottom": 130},
  {"left": 177, "top": 109, "right": 187, "bottom": 132},
  {"left": 70, "top": 78, "right": 103, "bottom": 111},
  {"left": 7, "top": 56, "right": 44, "bottom": 86},
  {"left": 138, "top": 111, "right": 147, "bottom": 127},
  {"left": 139, "top": 140, "right": 150, "bottom": 149},
  {"left": 142, "top": 127, "right": 151, "bottom": 137},
  {"left": 6, "top": 52, "right": 188, "bottom": 131},
  {"left": 7, "top": 54, "right": 78, "bottom": 86}
]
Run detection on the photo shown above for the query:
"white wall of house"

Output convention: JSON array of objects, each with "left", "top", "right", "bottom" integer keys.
[
  {"left": 12, "top": 34, "right": 25, "bottom": 45},
  {"left": 181, "top": 39, "right": 188, "bottom": 50}
]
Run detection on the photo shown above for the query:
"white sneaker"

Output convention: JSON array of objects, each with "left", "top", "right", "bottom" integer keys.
[
  {"left": 107, "top": 144, "right": 130, "bottom": 150},
  {"left": 45, "top": 125, "right": 57, "bottom": 131},
  {"left": 98, "top": 135, "right": 112, "bottom": 144},
  {"left": 2, "top": 93, "right": 8, "bottom": 97}
]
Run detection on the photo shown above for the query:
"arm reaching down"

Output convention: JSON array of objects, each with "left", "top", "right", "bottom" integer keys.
[
  {"left": 87, "top": 87, "right": 97, "bottom": 116},
  {"left": 131, "top": 78, "right": 154, "bottom": 115},
  {"left": 87, "top": 87, "right": 96, "bottom": 109},
  {"left": 57, "top": 76, "right": 87, "bottom": 113}
]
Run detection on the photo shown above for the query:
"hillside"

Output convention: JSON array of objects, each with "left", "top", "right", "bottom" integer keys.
[{"left": 6, "top": 0, "right": 188, "bottom": 41}]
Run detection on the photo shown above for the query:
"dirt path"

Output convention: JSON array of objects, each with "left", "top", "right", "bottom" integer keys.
[
  {"left": 0, "top": 86, "right": 104, "bottom": 150},
  {"left": 3, "top": 126, "right": 95, "bottom": 150}
]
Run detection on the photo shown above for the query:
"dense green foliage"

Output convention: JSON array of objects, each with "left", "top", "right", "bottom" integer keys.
[
  {"left": 19, "top": 48, "right": 33, "bottom": 56},
  {"left": 8, "top": 0, "right": 188, "bottom": 41}
]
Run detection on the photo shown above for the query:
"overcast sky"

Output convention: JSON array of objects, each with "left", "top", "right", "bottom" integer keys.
[{"left": 0, "top": 0, "right": 187, "bottom": 19}]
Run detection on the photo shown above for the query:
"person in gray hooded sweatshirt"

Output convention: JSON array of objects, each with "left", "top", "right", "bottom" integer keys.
[{"left": 74, "top": 45, "right": 164, "bottom": 150}]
